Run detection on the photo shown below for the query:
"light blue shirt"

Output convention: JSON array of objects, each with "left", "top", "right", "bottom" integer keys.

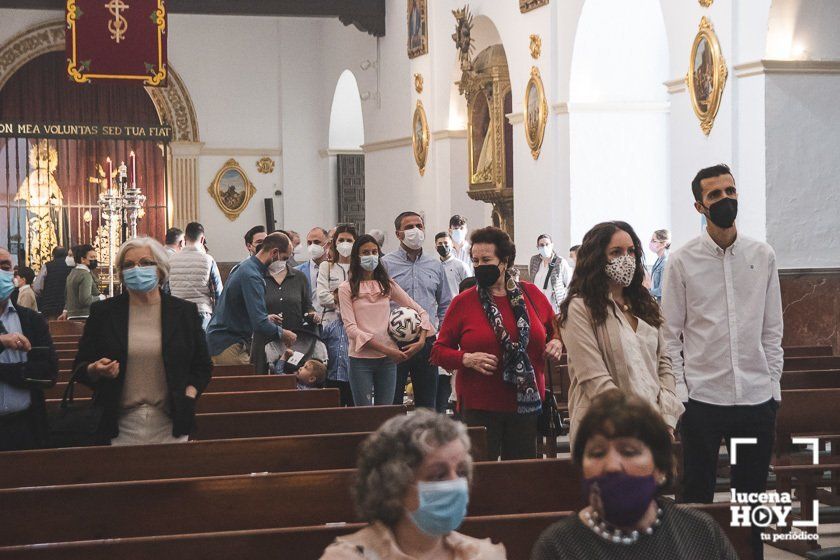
[
  {"left": 381, "top": 247, "right": 452, "bottom": 329},
  {"left": 0, "top": 301, "right": 30, "bottom": 414}
]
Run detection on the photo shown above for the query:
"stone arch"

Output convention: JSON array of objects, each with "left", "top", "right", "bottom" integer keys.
[{"left": 0, "top": 19, "right": 199, "bottom": 142}]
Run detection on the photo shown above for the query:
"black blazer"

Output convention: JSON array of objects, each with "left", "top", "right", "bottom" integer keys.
[
  {"left": 73, "top": 291, "right": 213, "bottom": 440},
  {"left": 0, "top": 305, "right": 59, "bottom": 444}
]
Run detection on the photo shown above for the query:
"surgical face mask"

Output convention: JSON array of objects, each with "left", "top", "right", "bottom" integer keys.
[
  {"left": 474, "top": 264, "right": 501, "bottom": 289},
  {"left": 269, "top": 259, "right": 288, "bottom": 274},
  {"left": 409, "top": 478, "right": 469, "bottom": 536},
  {"left": 705, "top": 197, "right": 738, "bottom": 229},
  {"left": 450, "top": 227, "right": 467, "bottom": 245},
  {"left": 13, "top": 277, "right": 21, "bottom": 288},
  {"left": 582, "top": 472, "right": 657, "bottom": 527},
  {"left": 0, "top": 270, "right": 15, "bottom": 300},
  {"left": 122, "top": 266, "right": 159, "bottom": 293},
  {"left": 360, "top": 254, "right": 379, "bottom": 272},
  {"left": 605, "top": 255, "right": 636, "bottom": 287},
  {"left": 88, "top": 259, "right": 98, "bottom": 271},
  {"left": 307, "top": 243, "right": 325, "bottom": 260},
  {"left": 293, "top": 244, "right": 308, "bottom": 262},
  {"left": 336, "top": 241, "right": 353, "bottom": 258},
  {"left": 538, "top": 244, "right": 553, "bottom": 259},
  {"left": 402, "top": 228, "right": 425, "bottom": 250},
  {"left": 436, "top": 244, "right": 452, "bottom": 258}
]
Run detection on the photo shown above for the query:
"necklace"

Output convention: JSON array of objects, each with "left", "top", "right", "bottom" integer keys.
[{"left": 582, "top": 507, "right": 663, "bottom": 545}]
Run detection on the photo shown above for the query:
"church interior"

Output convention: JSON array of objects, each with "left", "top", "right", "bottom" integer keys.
[{"left": 0, "top": 0, "right": 838, "bottom": 558}]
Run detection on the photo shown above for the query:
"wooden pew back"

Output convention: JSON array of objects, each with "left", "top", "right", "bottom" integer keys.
[
  {"left": 45, "top": 374, "right": 297, "bottom": 399},
  {"left": 776, "top": 388, "right": 840, "bottom": 455}
]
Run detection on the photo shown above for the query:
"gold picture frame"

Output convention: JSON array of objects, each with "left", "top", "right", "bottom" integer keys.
[
  {"left": 208, "top": 159, "right": 256, "bottom": 221},
  {"left": 412, "top": 100, "right": 430, "bottom": 176},
  {"left": 407, "top": 0, "right": 428, "bottom": 59},
  {"left": 520, "top": 0, "right": 549, "bottom": 14},
  {"left": 687, "top": 17, "right": 728, "bottom": 136},
  {"left": 524, "top": 66, "right": 548, "bottom": 160}
]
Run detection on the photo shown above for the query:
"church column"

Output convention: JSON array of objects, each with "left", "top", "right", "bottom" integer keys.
[{"left": 167, "top": 141, "right": 204, "bottom": 228}]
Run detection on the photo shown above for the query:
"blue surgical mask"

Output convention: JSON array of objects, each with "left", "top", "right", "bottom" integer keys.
[
  {"left": 122, "top": 266, "right": 159, "bottom": 293},
  {"left": 360, "top": 255, "right": 379, "bottom": 272},
  {"left": 409, "top": 477, "right": 469, "bottom": 536},
  {"left": 0, "top": 270, "right": 14, "bottom": 301}
]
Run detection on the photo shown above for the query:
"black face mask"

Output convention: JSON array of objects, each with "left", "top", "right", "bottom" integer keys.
[
  {"left": 436, "top": 245, "right": 451, "bottom": 258},
  {"left": 253, "top": 243, "right": 263, "bottom": 255},
  {"left": 706, "top": 197, "right": 738, "bottom": 229},
  {"left": 474, "top": 264, "right": 501, "bottom": 289},
  {"left": 88, "top": 259, "right": 98, "bottom": 271}
]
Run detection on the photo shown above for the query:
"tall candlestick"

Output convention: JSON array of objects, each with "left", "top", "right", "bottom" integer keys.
[
  {"left": 130, "top": 151, "right": 136, "bottom": 188},
  {"left": 107, "top": 157, "right": 112, "bottom": 191}
]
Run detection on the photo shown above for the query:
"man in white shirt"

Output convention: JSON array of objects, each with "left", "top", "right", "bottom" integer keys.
[
  {"left": 434, "top": 232, "right": 470, "bottom": 300},
  {"left": 295, "top": 227, "right": 330, "bottom": 318},
  {"left": 662, "top": 164, "right": 783, "bottom": 560},
  {"left": 448, "top": 214, "right": 473, "bottom": 275}
]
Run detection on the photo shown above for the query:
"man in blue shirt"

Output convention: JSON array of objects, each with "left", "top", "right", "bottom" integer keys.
[
  {"left": 206, "top": 233, "right": 295, "bottom": 365},
  {"left": 0, "top": 247, "right": 59, "bottom": 451},
  {"left": 382, "top": 211, "right": 452, "bottom": 409}
]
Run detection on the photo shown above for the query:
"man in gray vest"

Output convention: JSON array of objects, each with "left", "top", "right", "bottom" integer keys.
[
  {"left": 168, "top": 222, "right": 223, "bottom": 330},
  {"left": 33, "top": 246, "right": 72, "bottom": 320}
]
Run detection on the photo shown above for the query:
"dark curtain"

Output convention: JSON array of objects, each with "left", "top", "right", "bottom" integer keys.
[{"left": 0, "top": 52, "right": 167, "bottom": 267}]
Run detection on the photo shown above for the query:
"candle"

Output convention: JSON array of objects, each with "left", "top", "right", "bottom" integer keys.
[
  {"left": 107, "top": 157, "right": 112, "bottom": 191},
  {"left": 130, "top": 150, "right": 136, "bottom": 187}
]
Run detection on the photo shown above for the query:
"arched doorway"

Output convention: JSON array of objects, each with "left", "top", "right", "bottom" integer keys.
[
  {"left": 569, "top": 0, "right": 669, "bottom": 256},
  {"left": 328, "top": 70, "right": 365, "bottom": 233}
]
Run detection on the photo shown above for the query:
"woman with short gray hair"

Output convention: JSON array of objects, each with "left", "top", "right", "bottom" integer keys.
[
  {"left": 320, "top": 410, "right": 506, "bottom": 559},
  {"left": 73, "top": 236, "right": 212, "bottom": 445}
]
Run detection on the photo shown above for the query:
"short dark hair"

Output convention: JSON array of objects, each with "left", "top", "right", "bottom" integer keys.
[
  {"left": 573, "top": 389, "right": 674, "bottom": 489},
  {"left": 394, "top": 211, "right": 422, "bottom": 231},
  {"left": 537, "top": 233, "right": 552, "bottom": 244},
  {"left": 184, "top": 222, "right": 204, "bottom": 242},
  {"left": 458, "top": 276, "right": 476, "bottom": 293},
  {"left": 17, "top": 266, "right": 35, "bottom": 285},
  {"left": 244, "top": 225, "right": 266, "bottom": 245},
  {"left": 165, "top": 227, "right": 184, "bottom": 246},
  {"left": 691, "top": 164, "right": 734, "bottom": 202},
  {"left": 258, "top": 232, "right": 290, "bottom": 254},
  {"left": 469, "top": 226, "right": 516, "bottom": 267},
  {"left": 52, "top": 246, "right": 68, "bottom": 260},
  {"left": 449, "top": 215, "right": 467, "bottom": 228},
  {"left": 569, "top": 245, "right": 581, "bottom": 253},
  {"left": 434, "top": 231, "right": 450, "bottom": 242},
  {"left": 73, "top": 244, "right": 94, "bottom": 263}
]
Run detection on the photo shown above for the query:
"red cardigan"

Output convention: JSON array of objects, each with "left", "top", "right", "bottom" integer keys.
[{"left": 431, "top": 282, "right": 555, "bottom": 413}]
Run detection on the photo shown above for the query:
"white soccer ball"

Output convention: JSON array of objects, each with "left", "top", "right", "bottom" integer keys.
[{"left": 388, "top": 307, "right": 422, "bottom": 345}]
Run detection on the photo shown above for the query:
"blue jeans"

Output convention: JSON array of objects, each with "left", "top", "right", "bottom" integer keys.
[
  {"left": 348, "top": 357, "right": 397, "bottom": 406},
  {"left": 393, "top": 338, "right": 438, "bottom": 409}
]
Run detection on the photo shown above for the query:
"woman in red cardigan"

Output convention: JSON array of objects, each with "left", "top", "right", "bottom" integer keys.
[{"left": 431, "top": 227, "right": 563, "bottom": 460}]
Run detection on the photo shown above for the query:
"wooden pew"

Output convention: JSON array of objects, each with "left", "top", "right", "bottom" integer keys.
[
  {"left": 0, "top": 504, "right": 752, "bottom": 560},
  {"left": 776, "top": 388, "right": 840, "bottom": 455},
  {"left": 48, "top": 321, "right": 84, "bottom": 336},
  {"left": 783, "top": 356, "right": 840, "bottom": 371},
  {"left": 0, "top": 458, "right": 583, "bottom": 547},
  {"left": 784, "top": 345, "right": 833, "bottom": 357},
  {"left": 0, "top": 428, "right": 489, "bottom": 489},
  {"left": 57, "top": 363, "right": 257, "bottom": 382},
  {"left": 45, "top": 389, "right": 341, "bottom": 414},
  {"left": 781, "top": 370, "right": 840, "bottom": 390},
  {"left": 192, "top": 405, "right": 407, "bottom": 440},
  {"left": 44, "top": 374, "right": 297, "bottom": 399}
]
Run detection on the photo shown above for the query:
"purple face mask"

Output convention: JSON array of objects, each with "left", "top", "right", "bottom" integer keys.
[{"left": 582, "top": 471, "right": 657, "bottom": 527}]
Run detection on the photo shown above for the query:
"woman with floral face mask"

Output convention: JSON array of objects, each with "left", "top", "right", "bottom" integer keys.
[
  {"left": 557, "top": 222, "right": 683, "bottom": 447},
  {"left": 317, "top": 224, "right": 358, "bottom": 325},
  {"left": 337, "top": 235, "right": 433, "bottom": 406},
  {"left": 320, "top": 410, "right": 506, "bottom": 560},
  {"left": 532, "top": 390, "right": 737, "bottom": 560},
  {"left": 72, "top": 237, "right": 212, "bottom": 445}
]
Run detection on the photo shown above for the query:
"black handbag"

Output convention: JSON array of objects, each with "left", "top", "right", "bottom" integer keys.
[
  {"left": 47, "top": 368, "right": 105, "bottom": 448},
  {"left": 538, "top": 357, "right": 566, "bottom": 437}
]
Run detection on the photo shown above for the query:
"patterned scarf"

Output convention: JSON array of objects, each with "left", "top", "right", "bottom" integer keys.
[{"left": 477, "top": 277, "right": 542, "bottom": 415}]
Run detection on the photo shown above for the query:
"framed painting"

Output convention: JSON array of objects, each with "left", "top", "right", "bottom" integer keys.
[
  {"left": 208, "top": 159, "right": 256, "bottom": 220},
  {"left": 524, "top": 66, "right": 547, "bottom": 160},
  {"left": 407, "top": 0, "right": 428, "bottom": 59},
  {"left": 412, "top": 100, "right": 430, "bottom": 176},
  {"left": 687, "top": 17, "right": 728, "bottom": 135}
]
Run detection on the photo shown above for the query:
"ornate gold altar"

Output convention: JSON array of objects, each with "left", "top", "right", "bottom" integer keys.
[{"left": 453, "top": 8, "right": 514, "bottom": 237}]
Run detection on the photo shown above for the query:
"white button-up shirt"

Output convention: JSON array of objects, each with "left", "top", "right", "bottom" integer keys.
[{"left": 661, "top": 229, "right": 784, "bottom": 406}]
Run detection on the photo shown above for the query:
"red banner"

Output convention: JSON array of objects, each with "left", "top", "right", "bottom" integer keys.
[{"left": 66, "top": 0, "right": 167, "bottom": 86}]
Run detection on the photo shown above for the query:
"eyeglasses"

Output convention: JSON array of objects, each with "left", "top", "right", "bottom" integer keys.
[{"left": 122, "top": 259, "right": 157, "bottom": 269}]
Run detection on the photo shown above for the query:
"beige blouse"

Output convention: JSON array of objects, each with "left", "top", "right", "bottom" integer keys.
[
  {"left": 319, "top": 522, "right": 507, "bottom": 560},
  {"left": 560, "top": 297, "right": 684, "bottom": 446},
  {"left": 120, "top": 300, "right": 168, "bottom": 411}
]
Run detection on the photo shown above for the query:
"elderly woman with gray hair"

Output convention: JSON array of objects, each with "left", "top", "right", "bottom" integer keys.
[
  {"left": 320, "top": 410, "right": 507, "bottom": 559},
  {"left": 73, "top": 237, "right": 213, "bottom": 446}
]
